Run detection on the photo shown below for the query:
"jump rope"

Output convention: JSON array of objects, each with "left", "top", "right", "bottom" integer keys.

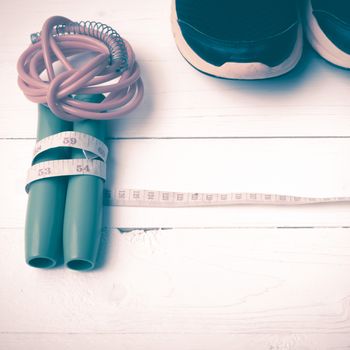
[
  {"left": 17, "top": 16, "right": 350, "bottom": 271},
  {"left": 17, "top": 16, "right": 143, "bottom": 270}
]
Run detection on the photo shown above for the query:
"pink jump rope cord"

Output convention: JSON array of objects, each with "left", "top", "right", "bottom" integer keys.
[{"left": 17, "top": 16, "right": 143, "bottom": 121}]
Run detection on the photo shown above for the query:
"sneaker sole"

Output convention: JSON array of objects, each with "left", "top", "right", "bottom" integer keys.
[
  {"left": 171, "top": 0, "right": 303, "bottom": 79},
  {"left": 303, "top": 0, "right": 350, "bottom": 69}
]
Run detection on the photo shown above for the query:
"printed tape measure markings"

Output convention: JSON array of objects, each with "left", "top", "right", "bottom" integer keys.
[
  {"left": 26, "top": 131, "right": 108, "bottom": 192},
  {"left": 26, "top": 159, "right": 106, "bottom": 193},
  {"left": 103, "top": 189, "right": 350, "bottom": 207},
  {"left": 33, "top": 131, "right": 108, "bottom": 162}
]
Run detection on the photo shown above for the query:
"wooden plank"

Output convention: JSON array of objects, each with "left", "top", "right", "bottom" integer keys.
[
  {"left": 4, "top": 138, "right": 350, "bottom": 229},
  {"left": 1, "top": 227, "right": 350, "bottom": 340},
  {"left": 105, "top": 137, "right": 350, "bottom": 227},
  {"left": 1, "top": 0, "right": 350, "bottom": 139},
  {"left": 2, "top": 334, "right": 350, "bottom": 350},
  {"left": 2, "top": 0, "right": 350, "bottom": 348},
  {"left": 106, "top": 139, "right": 350, "bottom": 227}
]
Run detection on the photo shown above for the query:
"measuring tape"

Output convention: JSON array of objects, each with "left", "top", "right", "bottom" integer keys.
[
  {"left": 33, "top": 131, "right": 108, "bottom": 161},
  {"left": 103, "top": 188, "right": 350, "bottom": 207},
  {"left": 26, "top": 132, "right": 350, "bottom": 206},
  {"left": 26, "top": 131, "right": 107, "bottom": 193}
]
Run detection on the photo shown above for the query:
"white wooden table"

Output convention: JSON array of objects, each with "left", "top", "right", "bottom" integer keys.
[{"left": 1, "top": 1, "right": 350, "bottom": 349}]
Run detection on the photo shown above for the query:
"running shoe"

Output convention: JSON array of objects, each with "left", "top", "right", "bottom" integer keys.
[
  {"left": 303, "top": 0, "right": 350, "bottom": 68},
  {"left": 171, "top": 0, "right": 303, "bottom": 79}
]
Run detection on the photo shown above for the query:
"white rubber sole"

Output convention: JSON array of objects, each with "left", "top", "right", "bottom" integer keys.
[
  {"left": 171, "top": 0, "right": 303, "bottom": 80},
  {"left": 303, "top": 0, "right": 350, "bottom": 68}
]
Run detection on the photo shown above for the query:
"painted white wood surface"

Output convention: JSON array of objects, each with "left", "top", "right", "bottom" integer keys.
[
  {"left": 2, "top": 228, "right": 350, "bottom": 349},
  {"left": 1, "top": 0, "right": 350, "bottom": 349},
  {"left": 1, "top": 0, "right": 350, "bottom": 139},
  {"left": 5, "top": 138, "right": 350, "bottom": 229}
]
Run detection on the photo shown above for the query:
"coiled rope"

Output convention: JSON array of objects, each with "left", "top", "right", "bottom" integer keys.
[{"left": 17, "top": 16, "right": 143, "bottom": 121}]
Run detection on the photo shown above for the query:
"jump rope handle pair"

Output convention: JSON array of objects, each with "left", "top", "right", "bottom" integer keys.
[
  {"left": 26, "top": 95, "right": 105, "bottom": 271},
  {"left": 18, "top": 16, "right": 143, "bottom": 270}
]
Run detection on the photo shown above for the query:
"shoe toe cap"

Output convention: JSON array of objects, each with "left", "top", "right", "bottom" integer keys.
[
  {"left": 178, "top": 20, "right": 300, "bottom": 67},
  {"left": 313, "top": 10, "right": 350, "bottom": 54}
]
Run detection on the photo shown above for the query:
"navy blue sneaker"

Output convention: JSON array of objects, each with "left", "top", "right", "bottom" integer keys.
[
  {"left": 171, "top": 0, "right": 303, "bottom": 79},
  {"left": 303, "top": 0, "right": 350, "bottom": 68}
]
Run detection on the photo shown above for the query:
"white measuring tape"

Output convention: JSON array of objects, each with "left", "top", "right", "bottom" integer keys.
[
  {"left": 26, "top": 131, "right": 107, "bottom": 193},
  {"left": 26, "top": 132, "right": 350, "bottom": 206},
  {"left": 26, "top": 159, "right": 106, "bottom": 192},
  {"left": 103, "top": 189, "right": 350, "bottom": 207},
  {"left": 33, "top": 131, "right": 108, "bottom": 161}
]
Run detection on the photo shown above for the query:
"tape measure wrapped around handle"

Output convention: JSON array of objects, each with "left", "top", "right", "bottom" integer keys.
[{"left": 17, "top": 16, "right": 143, "bottom": 270}]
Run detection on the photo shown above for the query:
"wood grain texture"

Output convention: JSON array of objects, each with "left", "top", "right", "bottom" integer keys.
[
  {"left": 1, "top": 0, "right": 350, "bottom": 348},
  {"left": 2, "top": 334, "right": 350, "bottom": 350},
  {"left": 1, "top": 0, "right": 350, "bottom": 139},
  {"left": 3, "top": 138, "right": 350, "bottom": 229},
  {"left": 1, "top": 228, "right": 350, "bottom": 349}
]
